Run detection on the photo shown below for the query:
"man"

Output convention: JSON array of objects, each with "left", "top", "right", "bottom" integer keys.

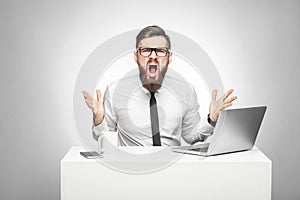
[{"left": 83, "top": 25, "right": 237, "bottom": 146}]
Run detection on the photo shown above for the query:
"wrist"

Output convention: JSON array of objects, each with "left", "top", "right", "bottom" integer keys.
[
  {"left": 209, "top": 112, "right": 218, "bottom": 122},
  {"left": 93, "top": 113, "right": 104, "bottom": 126}
]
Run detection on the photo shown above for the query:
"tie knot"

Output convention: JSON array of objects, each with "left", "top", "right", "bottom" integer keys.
[{"left": 150, "top": 92, "right": 157, "bottom": 107}]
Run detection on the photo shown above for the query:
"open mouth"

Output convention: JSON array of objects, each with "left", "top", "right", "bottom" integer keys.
[{"left": 149, "top": 64, "right": 157, "bottom": 73}]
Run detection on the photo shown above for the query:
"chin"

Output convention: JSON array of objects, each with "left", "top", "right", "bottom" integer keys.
[
  {"left": 140, "top": 75, "right": 164, "bottom": 92},
  {"left": 143, "top": 83, "right": 162, "bottom": 92}
]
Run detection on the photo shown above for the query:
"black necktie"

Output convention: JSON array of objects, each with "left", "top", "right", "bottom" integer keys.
[{"left": 150, "top": 92, "right": 161, "bottom": 146}]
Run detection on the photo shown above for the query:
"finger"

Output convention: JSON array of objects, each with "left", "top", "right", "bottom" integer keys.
[
  {"left": 84, "top": 97, "right": 94, "bottom": 106},
  {"left": 84, "top": 97, "right": 93, "bottom": 108},
  {"left": 221, "top": 102, "right": 233, "bottom": 110},
  {"left": 84, "top": 96, "right": 93, "bottom": 105},
  {"left": 82, "top": 90, "right": 88, "bottom": 98},
  {"left": 83, "top": 92, "right": 95, "bottom": 106},
  {"left": 82, "top": 90, "right": 93, "bottom": 100},
  {"left": 96, "top": 90, "right": 102, "bottom": 102},
  {"left": 224, "top": 96, "right": 237, "bottom": 104},
  {"left": 222, "top": 89, "right": 234, "bottom": 101},
  {"left": 83, "top": 92, "right": 92, "bottom": 103},
  {"left": 211, "top": 89, "right": 217, "bottom": 101}
]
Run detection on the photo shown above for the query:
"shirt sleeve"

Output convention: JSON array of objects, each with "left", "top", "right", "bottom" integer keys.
[
  {"left": 181, "top": 86, "right": 215, "bottom": 145},
  {"left": 92, "top": 86, "right": 117, "bottom": 141}
]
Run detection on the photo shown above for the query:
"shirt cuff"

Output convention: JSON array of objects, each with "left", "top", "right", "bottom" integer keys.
[
  {"left": 207, "top": 114, "right": 217, "bottom": 127},
  {"left": 92, "top": 120, "right": 106, "bottom": 140},
  {"left": 199, "top": 117, "right": 215, "bottom": 136}
]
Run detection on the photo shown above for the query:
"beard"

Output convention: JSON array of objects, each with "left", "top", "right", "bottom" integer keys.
[{"left": 138, "top": 62, "right": 168, "bottom": 93}]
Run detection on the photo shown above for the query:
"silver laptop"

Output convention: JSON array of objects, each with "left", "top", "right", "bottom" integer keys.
[{"left": 172, "top": 106, "right": 267, "bottom": 156}]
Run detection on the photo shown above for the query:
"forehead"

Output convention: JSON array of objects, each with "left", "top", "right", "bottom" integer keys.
[{"left": 139, "top": 36, "right": 168, "bottom": 48}]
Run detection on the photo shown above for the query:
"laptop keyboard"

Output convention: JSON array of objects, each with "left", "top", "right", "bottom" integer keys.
[{"left": 171, "top": 143, "right": 210, "bottom": 154}]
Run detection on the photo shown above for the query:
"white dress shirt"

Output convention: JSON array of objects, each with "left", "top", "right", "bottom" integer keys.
[{"left": 93, "top": 74, "right": 214, "bottom": 146}]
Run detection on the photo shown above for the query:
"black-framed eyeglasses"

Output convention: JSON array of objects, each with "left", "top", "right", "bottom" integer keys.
[{"left": 136, "top": 47, "right": 170, "bottom": 57}]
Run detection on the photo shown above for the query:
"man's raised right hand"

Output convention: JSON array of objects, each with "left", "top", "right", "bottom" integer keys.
[{"left": 82, "top": 90, "right": 104, "bottom": 126}]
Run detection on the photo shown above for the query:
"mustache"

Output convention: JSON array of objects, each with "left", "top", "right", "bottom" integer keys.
[{"left": 147, "top": 61, "right": 159, "bottom": 67}]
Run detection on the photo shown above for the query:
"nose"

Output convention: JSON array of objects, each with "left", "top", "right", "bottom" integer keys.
[{"left": 149, "top": 49, "right": 158, "bottom": 59}]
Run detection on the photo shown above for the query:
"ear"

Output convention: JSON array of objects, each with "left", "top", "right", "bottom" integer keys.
[
  {"left": 134, "top": 51, "right": 138, "bottom": 64},
  {"left": 168, "top": 52, "right": 173, "bottom": 64}
]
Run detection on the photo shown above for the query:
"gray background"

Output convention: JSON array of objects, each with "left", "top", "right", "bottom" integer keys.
[{"left": 0, "top": 0, "right": 299, "bottom": 199}]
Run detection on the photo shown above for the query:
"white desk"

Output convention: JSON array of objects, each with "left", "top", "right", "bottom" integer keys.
[{"left": 61, "top": 146, "right": 271, "bottom": 200}]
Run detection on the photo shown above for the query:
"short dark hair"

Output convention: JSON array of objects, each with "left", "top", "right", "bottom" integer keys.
[{"left": 136, "top": 25, "right": 171, "bottom": 49}]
